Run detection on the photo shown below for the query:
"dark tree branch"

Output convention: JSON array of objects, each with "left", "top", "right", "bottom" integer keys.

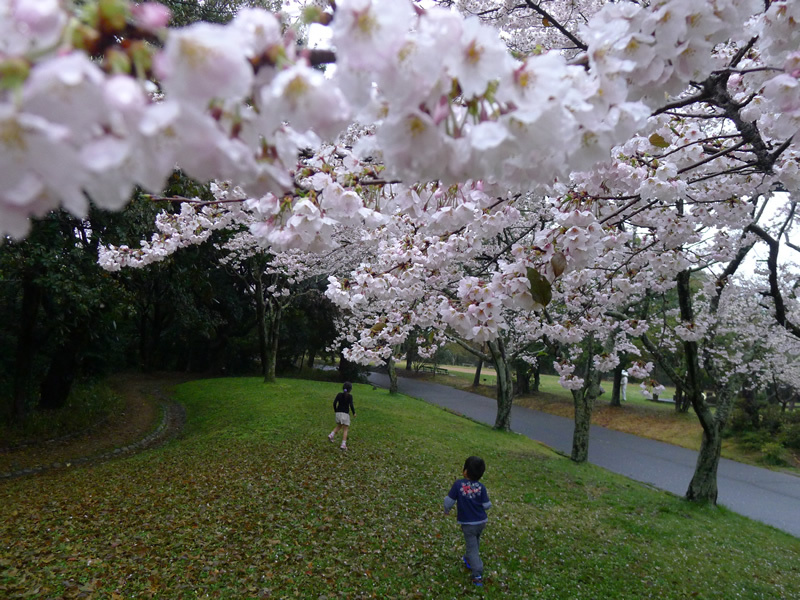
[
  {"left": 676, "top": 270, "right": 715, "bottom": 436},
  {"left": 522, "top": 0, "right": 588, "bottom": 51},
  {"left": 652, "top": 133, "right": 741, "bottom": 161},
  {"left": 450, "top": 335, "right": 492, "bottom": 363},
  {"left": 746, "top": 223, "right": 800, "bottom": 339},
  {"left": 727, "top": 36, "right": 758, "bottom": 69},
  {"left": 676, "top": 140, "right": 748, "bottom": 175},
  {"left": 652, "top": 93, "right": 708, "bottom": 117},
  {"left": 709, "top": 242, "right": 754, "bottom": 313}
]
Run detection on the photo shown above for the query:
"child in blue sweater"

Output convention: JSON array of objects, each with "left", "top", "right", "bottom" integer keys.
[{"left": 444, "top": 456, "right": 492, "bottom": 586}]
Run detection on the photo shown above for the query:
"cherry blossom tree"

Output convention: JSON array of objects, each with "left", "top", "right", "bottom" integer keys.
[
  {"left": 99, "top": 182, "right": 342, "bottom": 382},
  {"left": 3, "top": 0, "right": 800, "bottom": 503}
]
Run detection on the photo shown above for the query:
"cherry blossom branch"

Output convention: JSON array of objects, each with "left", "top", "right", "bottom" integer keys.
[
  {"left": 709, "top": 242, "right": 754, "bottom": 313},
  {"left": 651, "top": 93, "right": 708, "bottom": 117},
  {"left": 727, "top": 35, "right": 759, "bottom": 70},
  {"left": 687, "top": 163, "right": 755, "bottom": 185},
  {"left": 662, "top": 111, "right": 722, "bottom": 119},
  {"left": 746, "top": 223, "right": 800, "bottom": 339},
  {"left": 304, "top": 49, "right": 337, "bottom": 68},
  {"left": 597, "top": 195, "right": 648, "bottom": 225},
  {"left": 723, "top": 67, "right": 783, "bottom": 75},
  {"left": 607, "top": 309, "right": 688, "bottom": 391},
  {"left": 777, "top": 200, "right": 796, "bottom": 240},
  {"left": 357, "top": 179, "right": 404, "bottom": 186},
  {"left": 676, "top": 140, "right": 748, "bottom": 175},
  {"left": 652, "top": 134, "right": 741, "bottom": 161},
  {"left": 449, "top": 335, "right": 492, "bottom": 363},
  {"left": 522, "top": 0, "right": 588, "bottom": 51},
  {"left": 147, "top": 195, "right": 247, "bottom": 207}
]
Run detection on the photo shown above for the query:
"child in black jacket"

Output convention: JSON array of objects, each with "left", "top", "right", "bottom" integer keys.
[{"left": 328, "top": 382, "right": 355, "bottom": 450}]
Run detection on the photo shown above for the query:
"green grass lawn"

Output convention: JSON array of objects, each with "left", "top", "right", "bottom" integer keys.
[{"left": 2, "top": 378, "right": 799, "bottom": 598}]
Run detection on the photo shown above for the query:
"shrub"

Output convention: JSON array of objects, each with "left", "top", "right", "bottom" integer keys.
[
  {"left": 760, "top": 404, "right": 784, "bottom": 435},
  {"left": 781, "top": 418, "right": 800, "bottom": 450},
  {"left": 737, "top": 430, "right": 770, "bottom": 452},
  {"left": 727, "top": 406, "right": 755, "bottom": 433},
  {"left": 760, "top": 441, "right": 787, "bottom": 466}
]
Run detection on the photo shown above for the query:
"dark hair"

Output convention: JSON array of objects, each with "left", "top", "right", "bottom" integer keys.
[
  {"left": 463, "top": 456, "right": 486, "bottom": 481},
  {"left": 343, "top": 382, "right": 352, "bottom": 392}
]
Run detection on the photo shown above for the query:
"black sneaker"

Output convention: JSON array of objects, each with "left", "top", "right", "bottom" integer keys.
[{"left": 472, "top": 575, "right": 483, "bottom": 587}]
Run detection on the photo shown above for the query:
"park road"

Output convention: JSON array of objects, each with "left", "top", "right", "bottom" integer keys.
[{"left": 367, "top": 372, "right": 800, "bottom": 539}]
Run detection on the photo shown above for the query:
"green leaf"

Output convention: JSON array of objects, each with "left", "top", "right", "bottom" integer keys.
[
  {"left": 302, "top": 6, "right": 332, "bottom": 25},
  {"left": 550, "top": 252, "right": 567, "bottom": 278},
  {"left": 98, "top": 0, "right": 128, "bottom": 31},
  {"left": 526, "top": 267, "right": 552, "bottom": 307},
  {"left": 649, "top": 133, "right": 670, "bottom": 148}
]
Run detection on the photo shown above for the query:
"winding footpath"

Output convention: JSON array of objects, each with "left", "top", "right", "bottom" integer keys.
[
  {"left": 368, "top": 372, "right": 800, "bottom": 539},
  {"left": 0, "top": 377, "right": 186, "bottom": 481}
]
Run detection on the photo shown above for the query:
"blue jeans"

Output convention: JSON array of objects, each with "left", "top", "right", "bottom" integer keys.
[{"left": 461, "top": 522, "right": 487, "bottom": 578}]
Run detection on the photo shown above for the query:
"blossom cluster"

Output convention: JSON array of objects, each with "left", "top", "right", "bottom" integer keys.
[
  {"left": 10, "top": 0, "right": 800, "bottom": 397},
  {"left": 7, "top": 0, "right": 799, "bottom": 245}
]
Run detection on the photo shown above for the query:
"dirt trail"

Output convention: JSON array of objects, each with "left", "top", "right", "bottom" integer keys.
[{"left": 0, "top": 373, "right": 191, "bottom": 480}]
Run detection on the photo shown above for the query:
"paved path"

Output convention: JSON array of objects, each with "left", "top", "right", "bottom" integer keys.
[{"left": 368, "top": 372, "right": 800, "bottom": 539}]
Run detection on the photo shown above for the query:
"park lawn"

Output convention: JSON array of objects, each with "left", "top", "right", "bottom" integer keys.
[{"left": 1, "top": 378, "right": 799, "bottom": 599}]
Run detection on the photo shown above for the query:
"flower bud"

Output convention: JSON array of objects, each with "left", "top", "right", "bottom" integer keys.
[{"left": 0, "top": 58, "right": 30, "bottom": 91}]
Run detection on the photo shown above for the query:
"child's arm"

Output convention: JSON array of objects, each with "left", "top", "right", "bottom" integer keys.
[
  {"left": 443, "top": 481, "right": 458, "bottom": 514},
  {"left": 482, "top": 485, "right": 492, "bottom": 511}
]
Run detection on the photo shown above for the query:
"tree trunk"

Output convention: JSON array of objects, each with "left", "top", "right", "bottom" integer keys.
[
  {"left": 255, "top": 276, "right": 268, "bottom": 379},
  {"left": 532, "top": 364, "right": 540, "bottom": 393},
  {"left": 570, "top": 375, "right": 601, "bottom": 463},
  {"left": 674, "top": 383, "right": 690, "bottom": 413},
  {"left": 387, "top": 354, "right": 398, "bottom": 394},
  {"left": 676, "top": 269, "right": 729, "bottom": 504},
  {"left": 38, "top": 341, "right": 79, "bottom": 410},
  {"left": 405, "top": 336, "right": 417, "bottom": 371},
  {"left": 472, "top": 360, "right": 483, "bottom": 388},
  {"left": 138, "top": 306, "right": 149, "bottom": 371},
  {"left": 264, "top": 304, "right": 281, "bottom": 383},
  {"left": 515, "top": 362, "right": 531, "bottom": 395},
  {"left": 487, "top": 340, "right": 513, "bottom": 431},
  {"left": 144, "top": 289, "right": 168, "bottom": 371},
  {"left": 12, "top": 274, "right": 42, "bottom": 422},
  {"left": 686, "top": 424, "right": 723, "bottom": 503},
  {"left": 610, "top": 364, "right": 623, "bottom": 407}
]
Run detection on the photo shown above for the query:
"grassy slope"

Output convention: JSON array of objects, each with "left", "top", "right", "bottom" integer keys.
[{"left": 1, "top": 378, "right": 799, "bottom": 599}]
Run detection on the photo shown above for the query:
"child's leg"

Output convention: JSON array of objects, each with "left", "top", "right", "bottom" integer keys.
[
  {"left": 341, "top": 425, "right": 349, "bottom": 442},
  {"left": 461, "top": 523, "right": 486, "bottom": 578},
  {"left": 329, "top": 424, "right": 342, "bottom": 438}
]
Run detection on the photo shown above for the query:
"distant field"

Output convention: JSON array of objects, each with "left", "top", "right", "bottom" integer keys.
[
  {"left": 423, "top": 365, "right": 678, "bottom": 408},
  {"left": 404, "top": 365, "right": 799, "bottom": 468}
]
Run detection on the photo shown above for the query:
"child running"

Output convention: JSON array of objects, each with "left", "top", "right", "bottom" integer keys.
[
  {"left": 444, "top": 456, "right": 492, "bottom": 587},
  {"left": 328, "top": 382, "right": 355, "bottom": 451}
]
